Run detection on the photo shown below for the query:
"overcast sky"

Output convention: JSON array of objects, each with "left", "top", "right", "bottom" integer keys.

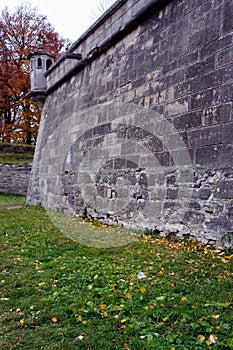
[{"left": 0, "top": 0, "right": 113, "bottom": 42}]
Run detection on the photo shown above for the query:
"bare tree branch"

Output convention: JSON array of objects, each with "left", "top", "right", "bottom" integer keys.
[{"left": 90, "top": 0, "right": 116, "bottom": 21}]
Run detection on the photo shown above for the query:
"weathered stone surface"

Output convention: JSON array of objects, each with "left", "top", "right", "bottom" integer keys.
[
  {"left": 28, "top": 0, "right": 233, "bottom": 247},
  {"left": 188, "top": 125, "right": 222, "bottom": 148},
  {"left": 215, "top": 180, "right": 233, "bottom": 200},
  {"left": 198, "top": 189, "right": 212, "bottom": 200},
  {"left": 206, "top": 217, "right": 232, "bottom": 231},
  {"left": 0, "top": 163, "right": 32, "bottom": 196}
]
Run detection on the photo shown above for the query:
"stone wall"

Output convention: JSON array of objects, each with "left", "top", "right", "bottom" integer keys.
[
  {"left": 0, "top": 163, "right": 32, "bottom": 196},
  {"left": 0, "top": 144, "right": 35, "bottom": 154},
  {"left": 28, "top": 0, "right": 233, "bottom": 246}
]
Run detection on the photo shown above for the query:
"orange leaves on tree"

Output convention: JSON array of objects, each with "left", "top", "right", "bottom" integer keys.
[{"left": 0, "top": 4, "right": 65, "bottom": 144}]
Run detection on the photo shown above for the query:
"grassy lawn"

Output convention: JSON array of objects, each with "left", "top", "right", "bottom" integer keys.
[
  {"left": 0, "top": 193, "right": 26, "bottom": 210},
  {"left": 0, "top": 193, "right": 232, "bottom": 350},
  {"left": 0, "top": 144, "right": 34, "bottom": 164},
  {"left": 0, "top": 152, "right": 33, "bottom": 164}
]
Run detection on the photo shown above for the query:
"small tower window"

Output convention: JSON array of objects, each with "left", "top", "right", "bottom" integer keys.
[
  {"left": 37, "top": 57, "right": 43, "bottom": 68},
  {"left": 46, "top": 59, "right": 53, "bottom": 70}
]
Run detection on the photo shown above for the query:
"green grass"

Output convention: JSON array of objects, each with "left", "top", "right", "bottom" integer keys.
[
  {"left": 0, "top": 152, "right": 33, "bottom": 164},
  {"left": 0, "top": 194, "right": 232, "bottom": 350},
  {"left": 0, "top": 192, "right": 26, "bottom": 210}
]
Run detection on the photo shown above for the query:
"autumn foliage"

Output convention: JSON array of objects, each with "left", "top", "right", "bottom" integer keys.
[{"left": 0, "top": 4, "right": 65, "bottom": 144}]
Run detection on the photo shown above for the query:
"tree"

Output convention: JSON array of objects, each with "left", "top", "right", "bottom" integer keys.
[
  {"left": 0, "top": 3, "right": 65, "bottom": 144},
  {"left": 91, "top": 0, "right": 116, "bottom": 20}
]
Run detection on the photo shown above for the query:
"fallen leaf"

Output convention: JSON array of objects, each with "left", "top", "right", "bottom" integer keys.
[
  {"left": 206, "top": 334, "right": 217, "bottom": 345},
  {"left": 199, "top": 335, "right": 205, "bottom": 341},
  {"left": 118, "top": 325, "right": 126, "bottom": 334},
  {"left": 112, "top": 338, "right": 120, "bottom": 342},
  {"left": 77, "top": 335, "right": 84, "bottom": 340},
  {"left": 137, "top": 272, "right": 146, "bottom": 280},
  {"left": 139, "top": 286, "right": 146, "bottom": 294}
]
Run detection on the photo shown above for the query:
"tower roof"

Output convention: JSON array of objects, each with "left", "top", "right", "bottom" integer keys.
[{"left": 28, "top": 42, "right": 56, "bottom": 59}]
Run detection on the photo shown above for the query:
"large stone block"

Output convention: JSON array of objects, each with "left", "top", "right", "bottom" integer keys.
[
  {"left": 223, "top": 13, "right": 233, "bottom": 34},
  {"left": 188, "top": 125, "right": 222, "bottom": 148},
  {"left": 215, "top": 180, "right": 233, "bottom": 200}
]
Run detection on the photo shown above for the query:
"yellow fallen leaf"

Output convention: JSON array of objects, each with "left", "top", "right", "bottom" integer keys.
[
  {"left": 19, "top": 319, "right": 25, "bottom": 325},
  {"left": 181, "top": 296, "right": 187, "bottom": 301},
  {"left": 139, "top": 286, "right": 146, "bottom": 293},
  {"left": 100, "top": 304, "right": 107, "bottom": 310},
  {"left": 121, "top": 319, "right": 127, "bottom": 323},
  {"left": 199, "top": 335, "right": 205, "bottom": 341},
  {"left": 51, "top": 317, "right": 58, "bottom": 323},
  {"left": 206, "top": 334, "right": 217, "bottom": 345},
  {"left": 77, "top": 315, "right": 83, "bottom": 322}
]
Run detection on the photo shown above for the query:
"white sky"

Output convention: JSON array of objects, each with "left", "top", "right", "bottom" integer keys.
[{"left": 0, "top": 0, "right": 111, "bottom": 42}]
